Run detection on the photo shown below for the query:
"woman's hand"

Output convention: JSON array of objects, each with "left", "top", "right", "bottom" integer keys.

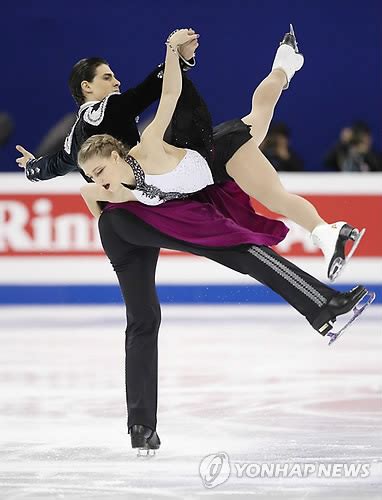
[
  {"left": 80, "top": 183, "right": 133, "bottom": 203},
  {"left": 80, "top": 183, "right": 134, "bottom": 219},
  {"left": 168, "top": 28, "right": 199, "bottom": 49},
  {"left": 106, "top": 185, "right": 134, "bottom": 203}
]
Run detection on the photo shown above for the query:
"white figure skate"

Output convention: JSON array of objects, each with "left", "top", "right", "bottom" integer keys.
[{"left": 311, "top": 221, "right": 366, "bottom": 281}]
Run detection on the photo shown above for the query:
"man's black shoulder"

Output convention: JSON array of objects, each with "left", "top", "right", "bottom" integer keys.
[{"left": 82, "top": 92, "right": 122, "bottom": 127}]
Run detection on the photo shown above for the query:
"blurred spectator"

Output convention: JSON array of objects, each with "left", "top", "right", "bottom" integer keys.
[
  {"left": 0, "top": 112, "right": 14, "bottom": 147},
  {"left": 325, "top": 121, "right": 382, "bottom": 172},
  {"left": 260, "top": 122, "right": 304, "bottom": 172},
  {"left": 35, "top": 112, "right": 76, "bottom": 156}
]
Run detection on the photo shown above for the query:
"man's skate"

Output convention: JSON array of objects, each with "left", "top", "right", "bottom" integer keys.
[
  {"left": 130, "top": 424, "right": 161, "bottom": 457},
  {"left": 272, "top": 23, "right": 304, "bottom": 89},
  {"left": 311, "top": 221, "right": 366, "bottom": 281},
  {"left": 312, "top": 285, "right": 376, "bottom": 345}
]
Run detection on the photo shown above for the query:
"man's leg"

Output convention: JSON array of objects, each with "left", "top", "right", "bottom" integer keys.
[
  {"left": 100, "top": 209, "right": 338, "bottom": 329},
  {"left": 99, "top": 209, "right": 371, "bottom": 447},
  {"left": 99, "top": 214, "right": 161, "bottom": 431}
]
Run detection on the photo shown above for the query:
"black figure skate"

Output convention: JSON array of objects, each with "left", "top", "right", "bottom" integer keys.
[
  {"left": 130, "top": 425, "right": 161, "bottom": 457},
  {"left": 312, "top": 285, "right": 376, "bottom": 345}
]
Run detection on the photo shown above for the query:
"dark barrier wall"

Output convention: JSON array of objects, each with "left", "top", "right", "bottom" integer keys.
[{"left": 1, "top": 0, "right": 381, "bottom": 170}]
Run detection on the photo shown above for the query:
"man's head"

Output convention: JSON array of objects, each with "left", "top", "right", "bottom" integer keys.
[{"left": 68, "top": 57, "right": 121, "bottom": 106}]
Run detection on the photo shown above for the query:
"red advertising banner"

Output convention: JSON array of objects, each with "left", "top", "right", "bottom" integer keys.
[
  {"left": 0, "top": 193, "right": 381, "bottom": 257},
  {"left": 0, "top": 194, "right": 100, "bottom": 256}
]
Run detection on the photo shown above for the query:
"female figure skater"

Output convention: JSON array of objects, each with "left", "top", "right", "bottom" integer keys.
[{"left": 79, "top": 27, "right": 364, "bottom": 282}]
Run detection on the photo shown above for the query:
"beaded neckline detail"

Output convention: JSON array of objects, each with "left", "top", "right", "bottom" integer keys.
[{"left": 124, "top": 154, "right": 190, "bottom": 203}]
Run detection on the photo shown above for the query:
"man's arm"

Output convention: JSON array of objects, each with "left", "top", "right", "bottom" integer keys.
[
  {"left": 106, "top": 36, "right": 199, "bottom": 119},
  {"left": 16, "top": 145, "right": 78, "bottom": 181},
  {"left": 178, "top": 39, "right": 197, "bottom": 69}
]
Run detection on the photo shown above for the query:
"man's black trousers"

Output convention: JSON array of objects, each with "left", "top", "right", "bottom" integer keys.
[{"left": 99, "top": 209, "right": 337, "bottom": 431}]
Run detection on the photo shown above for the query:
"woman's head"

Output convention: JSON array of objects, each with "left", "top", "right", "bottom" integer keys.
[
  {"left": 78, "top": 134, "right": 128, "bottom": 191},
  {"left": 68, "top": 57, "right": 120, "bottom": 105}
]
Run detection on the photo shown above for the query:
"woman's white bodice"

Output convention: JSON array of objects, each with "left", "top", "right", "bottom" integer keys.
[{"left": 127, "top": 149, "right": 214, "bottom": 206}]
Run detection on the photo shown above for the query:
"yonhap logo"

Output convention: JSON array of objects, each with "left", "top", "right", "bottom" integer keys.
[
  {"left": 199, "top": 452, "right": 231, "bottom": 488},
  {"left": 199, "top": 453, "right": 371, "bottom": 488}
]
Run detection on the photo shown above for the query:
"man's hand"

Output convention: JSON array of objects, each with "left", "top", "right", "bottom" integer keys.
[
  {"left": 168, "top": 28, "right": 198, "bottom": 48},
  {"left": 16, "top": 145, "right": 35, "bottom": 169},
  {"left": 178, "top": 37, "right": 199, "bottom": 61}
]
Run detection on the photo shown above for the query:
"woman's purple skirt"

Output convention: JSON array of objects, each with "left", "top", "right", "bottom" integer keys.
[{"left": 104, "top": 181, "right": 288, "bottom": 248}]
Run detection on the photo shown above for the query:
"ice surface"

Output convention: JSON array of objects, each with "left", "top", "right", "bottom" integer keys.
[{"left": 0, "top": 305, "right": 381, "bottom": 499}]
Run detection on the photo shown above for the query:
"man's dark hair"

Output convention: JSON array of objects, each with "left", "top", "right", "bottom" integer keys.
[{"left": 68, "top": 57, "right": 109, "bottom": 106}]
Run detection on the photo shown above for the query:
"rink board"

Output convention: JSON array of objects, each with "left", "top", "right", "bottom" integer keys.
[{"left": 0, "top": 173, "right": 381, "bottom": 304}]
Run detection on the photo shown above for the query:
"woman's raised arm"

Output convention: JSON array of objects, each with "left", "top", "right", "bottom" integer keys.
[{"left": 141, "top": 29, "right": 199, "bottom": 144}]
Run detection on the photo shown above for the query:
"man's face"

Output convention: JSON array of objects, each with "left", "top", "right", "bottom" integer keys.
[{"left": 82, "top": 64, "right": 121, "bottom": 102}]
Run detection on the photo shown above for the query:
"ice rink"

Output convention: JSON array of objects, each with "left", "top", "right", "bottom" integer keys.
[{"left": 0, "top": 304, "right": 381, "bottom": 499}]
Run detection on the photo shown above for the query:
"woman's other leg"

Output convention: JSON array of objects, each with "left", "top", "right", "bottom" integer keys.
[
  {"left": 242, "top": 24, "right": 304, "bottom": 146},
  {"left": 229, "top": 28, "right": 362, "bottom": 280},
  {"left": 226, "top": 137, "right": 326, "bottom": 232},
  {"left": 242, "top": 69, "right": 286, "bottom": 147}
]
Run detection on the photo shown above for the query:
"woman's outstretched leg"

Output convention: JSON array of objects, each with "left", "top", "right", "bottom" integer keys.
[
  {"left": 226, "top": 137, "right": 363, "bottom": 281},
  {"left": 226, "top": 137, "right": 326, "bottom": 232},
  {"left": 225, "top": 27, "right": 363, "bottom": 281},
  {"left": 230, "top": 27, "right": 323, "bottom": 231}
]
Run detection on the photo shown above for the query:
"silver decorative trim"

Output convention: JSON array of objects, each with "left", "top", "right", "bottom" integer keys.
[
  {"left": 248, "top": 246, "right": 327, "bottom": 307},
  {"left": 83, "top": 92, "right": 119, "bottom": 127},
  {"left": 126, "top": 155, "right": 189, "bottom": 203},
  {"left": 64, "top": 101, "right": 97, "bottom": 154}
]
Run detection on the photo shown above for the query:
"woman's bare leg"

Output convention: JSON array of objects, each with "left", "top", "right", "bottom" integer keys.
[
  {"left": 226, "top": 27, "right": 364, "bottom": 280},
  {"left": 234, "top": 67, "right": 325, "bottom": 231},
  {"left": 226, "top": 138, "right": 326, "bottom": 232},
  {"left": 242, "top": 69, "right": 286, "bottom": 147},
  {"left": 225, "top": 139, "right": 365, "bottom": 282}
]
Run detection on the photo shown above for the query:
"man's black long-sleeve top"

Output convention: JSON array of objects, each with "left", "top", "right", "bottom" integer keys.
[{"left": 25, "top": 64, "right": 170, "bottom": 182}]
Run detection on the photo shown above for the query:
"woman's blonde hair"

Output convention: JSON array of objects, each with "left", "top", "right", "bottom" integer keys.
[{"left": 77, "top": 134, "right": 128, "bottom": 166}]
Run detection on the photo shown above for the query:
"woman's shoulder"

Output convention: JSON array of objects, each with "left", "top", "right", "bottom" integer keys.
[{"left": 128, "top": 144, "right": 142, "bottom": 158}]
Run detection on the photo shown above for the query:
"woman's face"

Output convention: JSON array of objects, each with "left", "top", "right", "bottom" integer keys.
[{"left": 81, "top": 152, "right": 122, "bottom": 192}]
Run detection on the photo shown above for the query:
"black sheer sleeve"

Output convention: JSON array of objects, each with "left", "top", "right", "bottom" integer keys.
[
  {"left": 164, "top": 76, "right": 214, "bottom": 166},
  {"left": 105, "top": 59, "right": 198, "bottom": 123}
]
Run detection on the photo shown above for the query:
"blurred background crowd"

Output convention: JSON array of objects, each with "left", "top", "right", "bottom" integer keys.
[{"left": 1, "top": 111, "right": 381, "bottom": 172}]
